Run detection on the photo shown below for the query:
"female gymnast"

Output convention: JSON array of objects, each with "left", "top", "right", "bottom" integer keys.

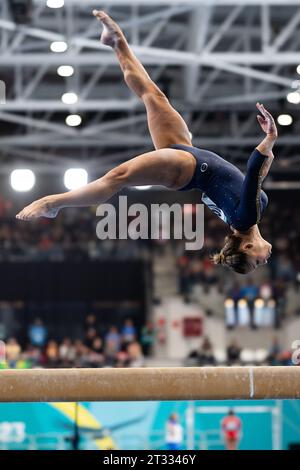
[{"left": 16, "top": 10, "right": 278, "bottom": 274}]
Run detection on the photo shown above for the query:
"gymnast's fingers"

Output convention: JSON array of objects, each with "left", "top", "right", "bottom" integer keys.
[
  {"left": 256, "top": 102, "right": 267, "bottom": 117},
  {"left": 261, "top": 104, "right": 275, "bottom": 122},
  {"left": 257, "top": 115, "right": 265, "bottom": 126}
]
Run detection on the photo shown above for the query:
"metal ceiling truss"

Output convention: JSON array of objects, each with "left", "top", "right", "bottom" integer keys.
[{"left": 0, "top": 0, "right": 299, "bottom": 177}]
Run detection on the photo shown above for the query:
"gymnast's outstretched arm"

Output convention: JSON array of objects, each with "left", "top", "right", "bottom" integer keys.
[
  {"left": 255, "top": 102, "right": 278, "bottom": 180},
  {"left": 233, "top": 103, "right": 277, "bottom": 231}
]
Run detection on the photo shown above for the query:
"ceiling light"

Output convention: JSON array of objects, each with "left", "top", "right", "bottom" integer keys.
[
  {"left": 50, "top": 41, "right": 68, "bottom": 53},
  {"left": 57, "top": 65, "right": 74, "bottom": 77},
  {"left": 65, "top": 114, "right": 82, "bottom": 127},
  {"left": 277, "top": 114, "right": 293, "bottom": 126},
  {"left": 64, "top": 169, "right": 88, "bottom": 190},
  {"left": 61, "top": 92, "right": 78, "bottom": 105},
  {"left": 11, "top": 169, "right": 35, "bottom": 192},
  {"left": 47, "top": 0, "right": 65, "bottom": 8}
]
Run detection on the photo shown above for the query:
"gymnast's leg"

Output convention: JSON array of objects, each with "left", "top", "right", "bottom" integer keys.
[
  {"left": 16, "top": 12, "right": 197, "bottom": 221},
  {"left": 93, "top": 10, "right": 192, "bottom": 150},
  {"left": 16, "top": 147, "right": 196, "bottom": 220}
]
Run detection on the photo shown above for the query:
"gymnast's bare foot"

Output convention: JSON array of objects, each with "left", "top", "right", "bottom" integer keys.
[
  {"left": 92, "top": 10, "right": 124, "bottom": 49},
  {"left": 16, "top": 195, "right": 60, "bottom": 221}
]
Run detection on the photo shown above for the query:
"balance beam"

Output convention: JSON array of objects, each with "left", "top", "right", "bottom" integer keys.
[{"left": 0, "top": 367, "right": 299, "bottom": 402}]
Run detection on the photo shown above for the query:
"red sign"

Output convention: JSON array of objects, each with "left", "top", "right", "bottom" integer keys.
[{"left": 183, "top": 317, "right": 202, "bottom": 337}]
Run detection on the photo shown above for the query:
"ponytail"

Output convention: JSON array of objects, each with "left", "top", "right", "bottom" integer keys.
[{"left": 212, "top": 234, "right": 255, "bottom": 274}]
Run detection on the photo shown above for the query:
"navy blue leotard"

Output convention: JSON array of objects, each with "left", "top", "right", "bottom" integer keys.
[{"left": 171, "top": 144, "right": 268, "bottom": 232}]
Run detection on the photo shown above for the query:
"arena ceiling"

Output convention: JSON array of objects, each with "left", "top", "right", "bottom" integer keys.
[{"left": 0, "top": 0, "right": 300, "bottom": 183}]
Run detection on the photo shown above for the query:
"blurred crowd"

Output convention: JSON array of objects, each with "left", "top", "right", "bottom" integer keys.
[
  {"left": 0, "top": 195, "right": 298, "bottom": 332},
  {"left": 4, "top": 322, "right": 295, "bottom": 370},
  {"left": 0, "top": 196, "right": 298, "bottom": 277},
  {"left": 0, "top": 315, "right": 156, "bottom": 370},
  {"left": 0, "top": 207, "right": 152, "bottom": 262},
  {"left": 1, "top": 308, "right": 297, "bottom": 369},
  {"left": 186, "top": 335, "right": 296, "bottom": 367}
]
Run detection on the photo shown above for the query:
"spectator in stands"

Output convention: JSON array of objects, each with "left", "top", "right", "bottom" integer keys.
[
  {"left": 199, "top": 336, "right": 215, "bottom": 365},
  {"left": 141, "top": 322, "right": 155, "bottom": 356},
  {"left": 89, "top": 337, "right": 105, "bottom": 368},
  {"left": 127, "top": 341, "right": 144, "bottom": 367},
  {"left": 23, "top": 343, "right": 42, "bottom": 367},
  {"left": 165, "top": 413, "right": 184, "bottom": 451},
  {"left": 59, "top": 338, "right": 76, "bottom": 366},
  {"left": 227, "top": 339, "right": 241, "bottom": 364},
  {"left": 74, "top": 340, "right": 85, "bottom": 365},
  {"left": 268, "top": 336, "right": 282, "bottom": 364},
  {"left": 187, "top": 336, "right": 215, "bottom": 366},
  {"left": 277, "top": 349, "right": 293, "bottom": 366},
  {"left": 121, "top": 318, "right": 137, "bottom": 345},
  {"left": 85, "top": 327, "right": 97, "bottom": 349},
  {"left": 105, "top": 326, "right": 121, "bottom": 363},
  {"left": 115, "top": 349, "right": 130, "bottom": 368},
  {"left": 28, "top": 318, "right": 47, "bottom": 348},
  {"left": 45, "top": 340, "right": 59, "bottom": 366},
  {"left": 5, "top": 337, "right": 21, "bottom": 367},
  {"left": 92, "top": 336, "right": 104, "bottom": 355},
  {"left": 74, "top": 341, "right": 91, "bottom": 367}
]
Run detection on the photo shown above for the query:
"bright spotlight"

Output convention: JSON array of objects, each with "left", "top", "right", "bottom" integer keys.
[
  {"left": 297, "top": 65, "right": 300, "bottom": 75},
  {"left": 65, "top": 114, "right": 82, "bottom": 127},
  {"left": 47, "top": 0, "right": 64, "bottom": 8},
  {"left": 64, "top": 169, "right": 88, "bottom": 190},
  {"left": 287, "top": 92, "right": 300, "bottom": 104},
  {"left": 61, "top": 92, "right": 78, "bottom": 105},
  {"left": 57, "top": 65, "right": 74, "bottom": 77},
  {"left": 11, "top": 169, "right": 35, "bottom": 192},
  {"left": 50, "top": 41, "right": 68, "bottom": 53},
  {"left": 134, "top": 185, "right": 152, "bottom": 190},
  {"left": 277, "top": 114, "right": 293, "bottom": 126}
]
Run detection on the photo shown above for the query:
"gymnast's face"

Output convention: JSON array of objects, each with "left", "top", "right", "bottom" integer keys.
[{"left": 241, "top": 239, "right": 272, "bottom": 266}]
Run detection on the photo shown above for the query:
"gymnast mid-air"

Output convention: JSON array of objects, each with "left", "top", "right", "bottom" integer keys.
[{"left": 17, "top": 10, "right": 277, "bottom": 274}]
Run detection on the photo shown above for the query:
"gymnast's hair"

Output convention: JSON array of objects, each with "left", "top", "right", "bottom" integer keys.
[{"left": 212, "top": 233, "right": 255, "bottom": 274}]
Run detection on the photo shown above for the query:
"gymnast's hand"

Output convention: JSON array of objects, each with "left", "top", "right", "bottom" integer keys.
[
  {"left": 16, "top": 195, "right": 59, "bottom": 221},
  {"left": 256, "top": 102, "right": 278, "bottom": 140}
]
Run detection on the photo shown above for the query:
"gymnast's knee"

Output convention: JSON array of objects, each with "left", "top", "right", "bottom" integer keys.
[
  {"left": 124, "top": 69, "right": 153, "bottom": 98},
  {"left": 124, "top": 67, "right": 167, "bottom": 101},
  {"left": 141, "top": 86, "right": 167, "bottom": 102}
]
